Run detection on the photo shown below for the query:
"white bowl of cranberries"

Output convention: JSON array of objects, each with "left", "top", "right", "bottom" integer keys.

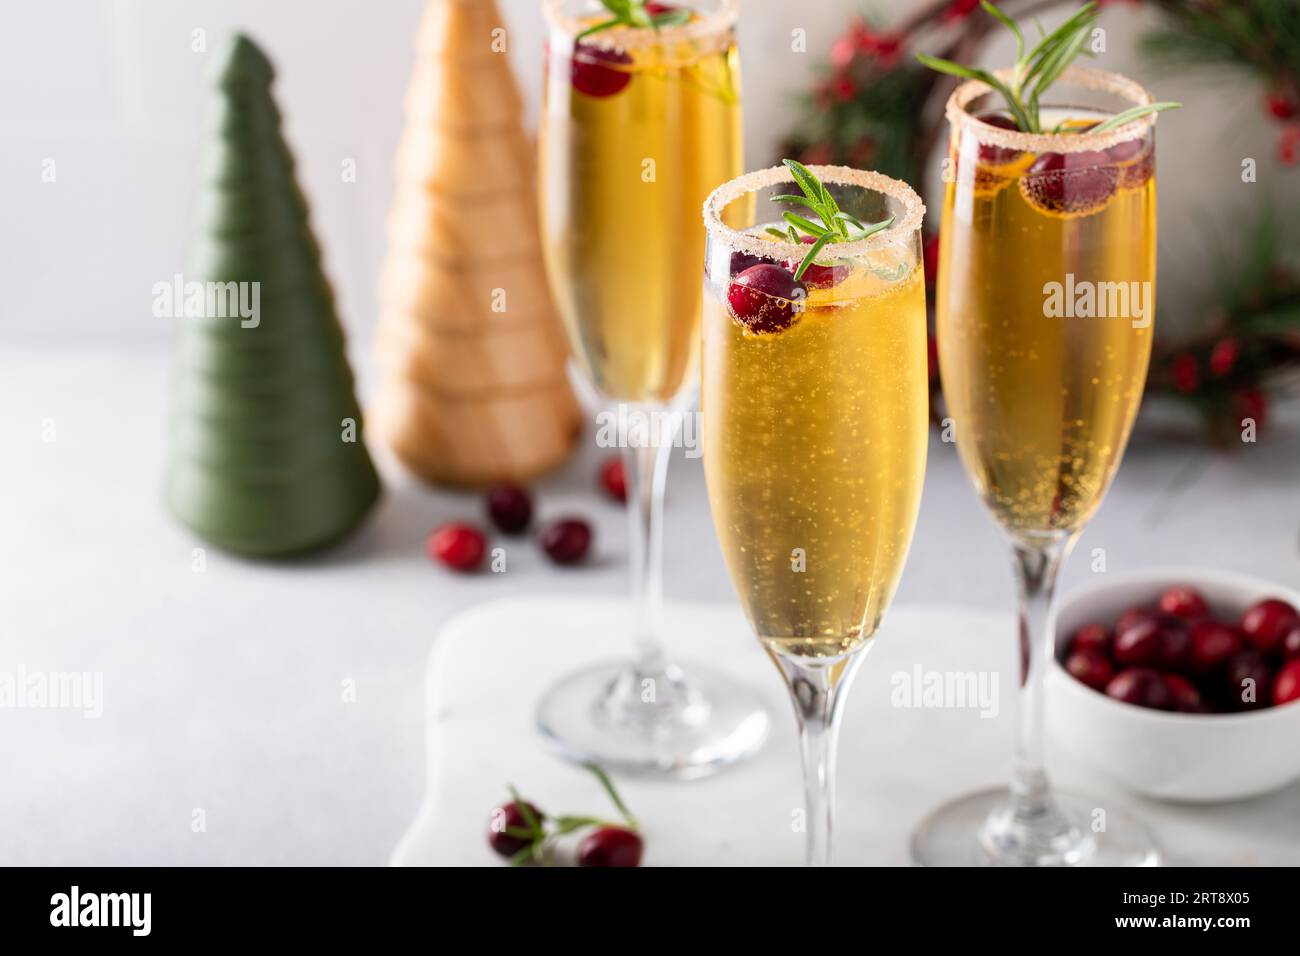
[{"left": 1049, "top": 568, "right": 1300, "bottom": 803}]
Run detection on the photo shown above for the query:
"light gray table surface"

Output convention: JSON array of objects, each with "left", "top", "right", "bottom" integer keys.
[{"left": 1, "top": 341, "right": 1297, "bottom": 865}]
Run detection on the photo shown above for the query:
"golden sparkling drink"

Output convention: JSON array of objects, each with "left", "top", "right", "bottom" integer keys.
[
  {"left": 540, "top": 23, "right": 742, "bottom": 404},
  {"left": 703, "top": 258, "right": 929, "bottom": 658},
  {"left": 937, "top": 108, "right": 1155, "bottom": 537}
]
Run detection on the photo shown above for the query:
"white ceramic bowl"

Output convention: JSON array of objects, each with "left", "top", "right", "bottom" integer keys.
[{"left": 1049, "top": 567, "right": 1300, "bottom": 803}]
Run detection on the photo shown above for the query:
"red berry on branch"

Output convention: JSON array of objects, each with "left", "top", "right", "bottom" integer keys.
[
  {"left": 427, "top": 522, "right": 487, "bottom": 572},
  {"left": 576, "top": 826, "right": 643, "bottom": 867},
  {"left": 1265, "top": 87, "right": 1298, "bottom": 121},
  {"left": 830, "top": 35, "right": 856, "bottom": 71},
  {"left": 943, "top": 0, "right": 981, "bottom": 22},
  {"left": 1208, "top": 337, "right": 1240, "bottom": 378},
  {"left": 1171, "top": 353, "right": 1199, "bottom": 394},
  {"left": 1278, "top": 124, "right": 1300, "bottom": 166},
  {"left": 600, "top": 457, "right": 627, "bottom": 503},
  {"left": 1234, "top": 388, "right": 1269, "bottom": 430},
  {"left": 800, "top": 142, "right": 834, "bottom": 166},
  {"left": 832, "top": 74, "right": 857, "bottom": 103}
]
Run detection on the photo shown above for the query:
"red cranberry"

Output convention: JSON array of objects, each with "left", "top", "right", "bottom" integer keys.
[
  {"left": 576, "top": 826, "right": 643, "bottom": 867},
  {"left": 1115, "top": 607, "right": 1159, "bottom": 636},
  {"left": 926, "top": 336, "right": 939, "bottom": 382},
  {"left": 1106, "top": 137, "right": 1154, "bottom": 189},
  {"left": 600, "top": 457, "right": 627, "bottom": 503},
  {"left": 1155, "top": 619, "right": 1192, "bottom": 670},
  {"left": 1105, "top": 668, "right": 1173, "bottom": 711},
  {"left": 426, "top": 522, "right": 487, "bottom": 572},
  {"left": 1113, "top": 618, "right": 1163, "bottom": 667},
  {"left": 539, "top": 517, "right": 592, "bottom": 565},
  {"left": 1209, "top": 338, "right": 1241, "bottom": 378},
  {"left": 784, "top": 236, "right": 850, "bottom": 290},
  {"left": 1240, "top": 598, "right": 1300, "bottom": 654},
  {"left": 1224, "top": 649, "right": 1273, "bottom": 711},
  {"left": 1065, "top": 649, "right": 1114, "bottom": 692},
  {"left": 488, "top": 801, "right": 544, "bottom": 858},
  {"left": 1282, "top": 626, "right": 1300, "bottom": 660},
  {"left": 973, "top": 111, "right": 1023, "bottom": 165},
  {"left": 486, "top": 485, "right": 532, "bottom": 535},
  {"left": 1266, "top": 88, "right": 1298, "bottom": 121},
  {"left": 729, "top": 251, "right": 763, "bottom": 276},
  {"left": 1158, "top": 585, "right": 1208, "bottom": 620},
  {"left": 1070, "top": 622, "right": 1112, "bottom": 656},
  {"left": 1274, "top": 660, "right": 1300, "bottom": 706},
  {"left": 1020, "top": 149, "right": 1119, "bottom": 216},
  {"left": 1189, "top": 619, "right": 1243, "bottom": 674},
  {"left": 726, "top": 263, "right": 806, "bottom": 334},
  {"left": 572, "top": 44, "right": 633, "bottom": 98},
  {"left": 922, "top": 233, "right": 940, "bottom": 286},
  {"left": 1164, "top": 674, "right": 1207, "bottom": 713}
]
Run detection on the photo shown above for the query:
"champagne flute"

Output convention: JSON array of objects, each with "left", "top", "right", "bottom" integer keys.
[
  {"left": 536, "top": 0, "right": 768, "bottom": 776},
  {"left": 702, "top": 164, "right": 929, "bottom": 864},
  {"left": 911, "top": 66, "right": 1166, "bottom": 866}
]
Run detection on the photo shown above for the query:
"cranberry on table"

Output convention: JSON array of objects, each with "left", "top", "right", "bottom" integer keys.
[
  {"left": 1239, "top": 598, "right": 1300, "bottom": 654},
  {"left": 488, "top": 801, "right": 544, "bottom": 859},
  {"left": 486, "top": 485, "right": 533, "bottom": 535},
  {"left": 1164, "top": 674, "right": 1207, "bottom": 713},
  {"left": 1070, "top": 622, "right": 1111, "bottom": 656},
  {"left": 1158, "top": 585, "right": 1208, "bottom": 620},
  {"left": 576, "top": 826, "right": 643, "bottom": 868},
  {"left": 1223, "top": 649, "right": 1273, "bottom": 711},
  {"left": 1105, "top": 668, "right": 1173, "bottom": 711},
  {"left": 1112, "top": 617, "right": 1163, "bottom": 667},
  {"left": 426, "top": 522, "right": 487, "bottom": 572},
  {"left": 539, "top": 517, "right": 592, "bottom": 565},
  {"left": 727, "top": 263, "right": 806, "bottom": 334},
  {"left": 1065, "top": 649, "right": 1113, "bottom": 692},
  {"left": 1188, "top": 619, "right": 1243, "bottom": 674},
  {"left": 571, "top": 43, "right": 633, "bottom": 98},
  {"left": 600, "top": 457, "right": 627, "bottom": 503},
  {"left": 1273, "top": 660, "right": 1300, "bottom": 707}
]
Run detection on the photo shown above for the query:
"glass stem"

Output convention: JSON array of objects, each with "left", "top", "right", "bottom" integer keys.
[
  {"left": 621, "top": 407, "right": 678, "bottom": 676},
  {"left": 771, "top": 653, "right": 863, "bottom": 866},
  {"left": 1007, "top": 533, "right": 1076, "bottom": 818}
]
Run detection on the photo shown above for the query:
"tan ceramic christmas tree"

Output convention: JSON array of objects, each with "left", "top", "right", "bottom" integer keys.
[{"left": 372, "top": 0, "right": 580, "bottom": 487}]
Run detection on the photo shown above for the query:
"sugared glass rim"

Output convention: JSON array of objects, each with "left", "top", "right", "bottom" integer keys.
[
  {"left": 703, "top": 165, "right": 926, "bottom": 260},
  {"left": 947, "top": 65, "right": 1159, "bottom": 154},
  {"left": 542, "top": 0, "right": 739, "bottom": 51}
]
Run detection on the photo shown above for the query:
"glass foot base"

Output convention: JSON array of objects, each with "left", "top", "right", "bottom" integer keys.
[
  {"left": 535, "top": 659, "right": 770, "bottom": 779},
  {"left": 910, "top": 787, "right": 1161, "bottom": 867}
]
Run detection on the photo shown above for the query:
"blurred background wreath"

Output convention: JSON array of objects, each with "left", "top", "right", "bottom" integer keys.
[{"left": 779, "top": 0, "right": 1300, "bottom": 446}]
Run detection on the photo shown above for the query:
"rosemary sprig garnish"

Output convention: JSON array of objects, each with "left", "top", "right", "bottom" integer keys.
[
  {"left": 917, "top": 1, "right": 1180, "bottom": 135},
  {"left": 763, "top": 159, "right": 894, "bottom": 282},
  {"left": 576, "top": 0, "right": 692, "bottom": 41}
]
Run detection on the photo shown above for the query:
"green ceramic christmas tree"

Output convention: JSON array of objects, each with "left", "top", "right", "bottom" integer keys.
[{"left": 166, "top": 34, "right": 380, "bottom": 557}]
